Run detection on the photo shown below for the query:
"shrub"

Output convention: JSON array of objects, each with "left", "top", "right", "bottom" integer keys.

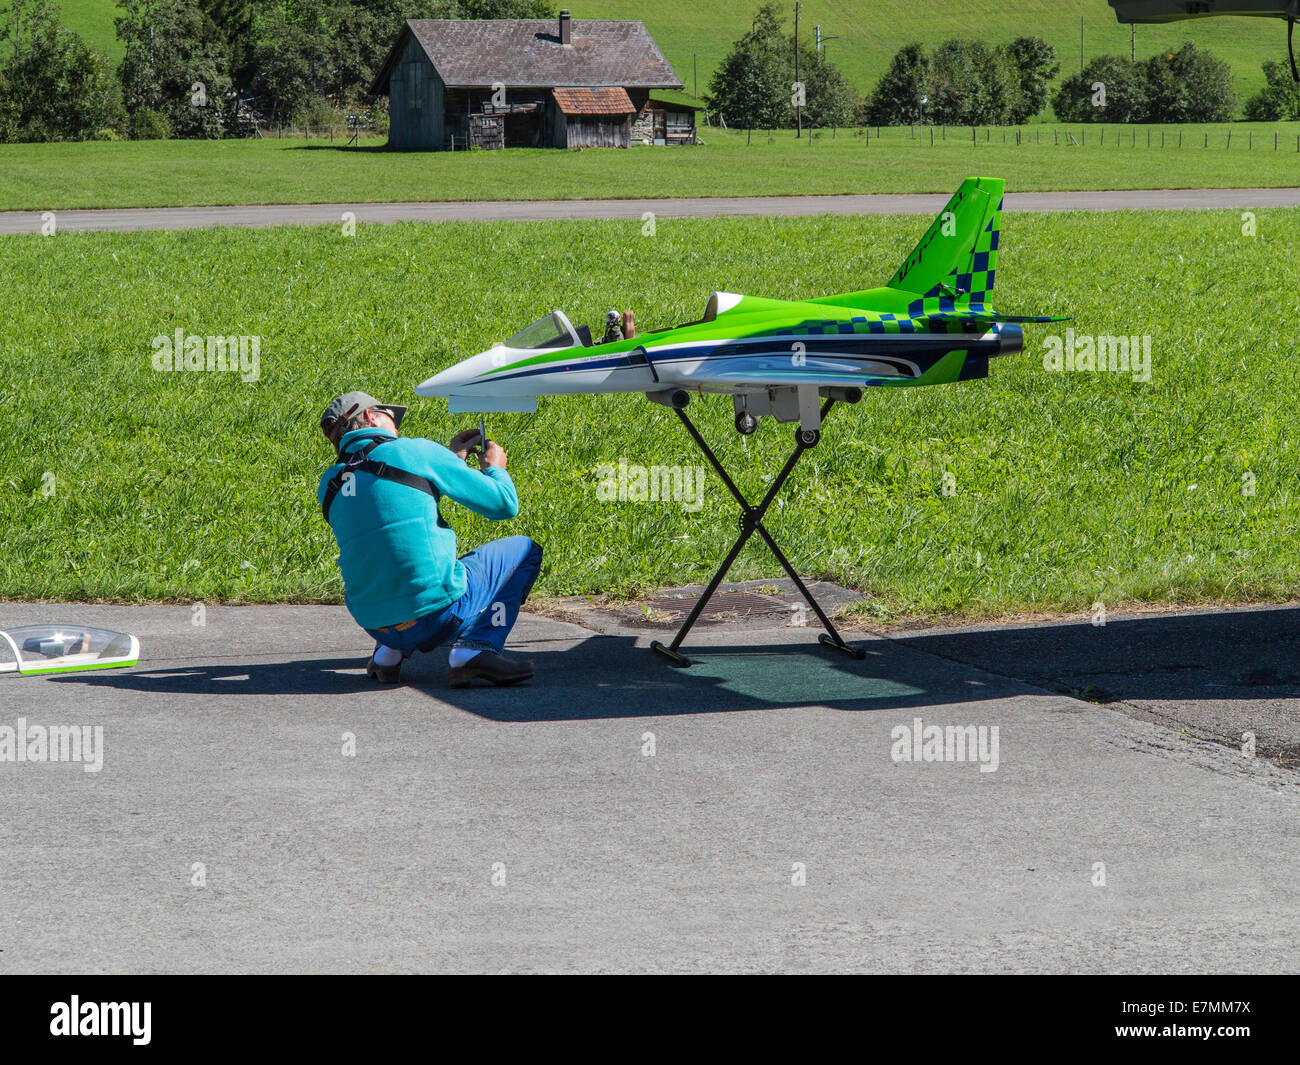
[
  {"left": 291, "top": 95, "right": 347, "bottom": 134},
  {"left": 130, "top": 107, "right": 172, "bottom": 140},
  {"left": 865, "top": 42, "right": 928, "bottom": 126},
  {"left": 1244, "top": 58, "right": 1300, "bottom": 120},
  {"left": 1053, "top": 56, "right": 1147, "bottom": 123},
  {"left": 0, "top": 0, "right": 125, "bottom": 142}
]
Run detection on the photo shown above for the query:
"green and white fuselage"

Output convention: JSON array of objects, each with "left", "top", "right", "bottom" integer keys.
[{"left": 416, "top": 177, "right": 1065, "bottom": 434}]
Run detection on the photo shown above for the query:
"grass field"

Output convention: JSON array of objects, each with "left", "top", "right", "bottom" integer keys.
[
  {"left": 2, "top": 207, "right": 1298, "bottom": 620},
  {"left": 55, "top": 0, "right": 123, "bottom": 63},
  {"left": 55, "top": 0, "right": 1290, "bottom": 105},
  {"left": 4, "top": 122, "right": 1300, "bottom": 211},
  {"left": 585, "top": 0, "right": 1287, "bottom": 108}
]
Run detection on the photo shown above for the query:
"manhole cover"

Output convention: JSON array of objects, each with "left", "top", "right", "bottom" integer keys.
[{"left": 640, "top": 589, "right": 792, "bottom": 622}]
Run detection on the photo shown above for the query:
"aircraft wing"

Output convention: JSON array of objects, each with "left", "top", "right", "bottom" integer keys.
[{"left": 676, "top": 358, "right": 921, "bottom": 387}]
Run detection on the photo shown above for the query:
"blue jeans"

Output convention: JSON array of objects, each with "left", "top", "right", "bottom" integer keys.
[{"left": 366, "top": 536, "right": 542, "bottom": 657}]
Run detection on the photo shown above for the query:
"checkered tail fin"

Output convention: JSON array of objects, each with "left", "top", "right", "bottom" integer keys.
[{"left": 887, "top": 177, "right": 1004, "bottom": 306}]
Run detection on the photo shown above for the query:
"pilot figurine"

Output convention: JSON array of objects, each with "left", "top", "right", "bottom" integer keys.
[{"left": 600, "top": 310, "right": 623, "bottom": 345}]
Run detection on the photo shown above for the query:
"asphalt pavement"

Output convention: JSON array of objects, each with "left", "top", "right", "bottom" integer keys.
[
  {"left": 3, "top": 187, "right": 1298, "bottom": 234},
  {"left": 1, "top": 600, "right": 1296, "bottom": 973}
]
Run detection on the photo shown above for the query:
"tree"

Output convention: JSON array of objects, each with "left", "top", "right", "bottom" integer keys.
[
  {"left": 246, "top": 1, "right": 455, "bottom": 124},
  {"left": 1244, "top": 58, "right": 1300, "bottom": 120},
  {"left": 0, "top": 0, "right": 124, "bottom": 142},
  {"left": 792, "top": 41, "right": 852, "bottom": 129},
  {"left": 335, "top": 0, "right": 459, "bottom": 107},
  {"left": 245, "top": 3, "right": 333, "bottom": 125},
  {"left": 865, "top": 42, "right": 927, "bottom": 126},
  {"left": 928, "top": 39, "right": 985, "bottom": 126},
  {"left": 116, "top": 0, "right": 231, "bottom": 138},
  {"left": 971, "top": 41, "right": 1024, "bottom": 125},
  {"left": 201, "top": 0, "right": 256, "bottom": 88},
  {"left": 1004, "top": 36, "right": 1058, "bottom": 122},
  {"left": 1145, "top": 42, "right": 1235, "bottom": 122},
  {"left": 1052, "top": 55, "right": 1145, "bottom": 122},
  {"left": 458, "top": 0, "right": 553, "bottom": 15},
  {"left": 706, "top": 4, "right": 790, "bottom": 133}
]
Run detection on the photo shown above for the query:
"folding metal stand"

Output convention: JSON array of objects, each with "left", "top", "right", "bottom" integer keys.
[{"left": 650, "top": 397, "right": 867, "bottom": 667}]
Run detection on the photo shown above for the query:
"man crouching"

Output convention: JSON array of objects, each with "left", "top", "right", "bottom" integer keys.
[{"left": 318, "top": 390, "right": 542, "bottom": 687}]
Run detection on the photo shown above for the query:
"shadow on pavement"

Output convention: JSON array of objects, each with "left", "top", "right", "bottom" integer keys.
[
  {"left": 49, "top": 634, "right": 1020, "bottom": 719},
  {"left": 893, "top": 605, "right": 1300, "bottom": 765},
  {"left": 892, "top": 607, "right": 1300, "bottom": 704},
  {"left": 43, "top": 606, "right": 1300, "bottom": 760},
  {"left": 46, "top": 656, "right": 378, "bottom": 697}
]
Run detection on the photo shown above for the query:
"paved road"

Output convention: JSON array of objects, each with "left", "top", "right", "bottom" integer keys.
[
  {"left": 1, "top": 600, "right": 1297, "bottom": 973},
  {"left": 3, "top": 187, "right": 1298, "bottom": 234}
]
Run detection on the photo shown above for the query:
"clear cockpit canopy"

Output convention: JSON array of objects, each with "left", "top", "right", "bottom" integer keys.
[
  {"left": 503, "top": 310, "right": 580, "bottom": 351},
  {"left": 0, "top": 625, "right": 139, "bottom": 675}
]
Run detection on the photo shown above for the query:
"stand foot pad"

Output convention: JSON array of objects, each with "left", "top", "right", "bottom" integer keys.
[
  {"left": 650, "top": 641, "right": 691, "bottom": 667},
  {"left": 819, "top": 632, "right": 867, "bottom": 659}
]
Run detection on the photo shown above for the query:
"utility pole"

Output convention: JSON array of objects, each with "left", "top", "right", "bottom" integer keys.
[
  {"left": 794, "top": 1, "right": 802, "bottom": 138},
  {"left": 1131, "top": 24, "right": 1135, "bottom": 62},
  {"left": 1080, "top": 17, "right": 1084, "bottom": 73},
  {"left": 693, "top": 52, "right": 697, "bottom": 98}
]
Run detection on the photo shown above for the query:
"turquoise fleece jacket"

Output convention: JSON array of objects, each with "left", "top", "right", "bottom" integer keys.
[{"left": 318, "top": 428, "right": 519, "bottom": 629}]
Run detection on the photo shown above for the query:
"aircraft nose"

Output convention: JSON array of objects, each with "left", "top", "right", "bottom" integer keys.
[{"left": 415, "top": 354, "right": 486, "bottom": 396}]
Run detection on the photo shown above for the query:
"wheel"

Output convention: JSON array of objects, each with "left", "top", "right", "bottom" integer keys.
[
  {"left": 798, "top": 427, "right": 821, "bottom": 447},
  {"left": 735, "top": 411, "right": 758, "bottom": 435}
]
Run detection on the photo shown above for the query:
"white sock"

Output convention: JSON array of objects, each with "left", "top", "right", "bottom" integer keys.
[
  {"left": 448, "top": 647, "right": 483, "bottom": 668},
  {"left": 373, "top": 644, "right": 403, "bottom": 668}
]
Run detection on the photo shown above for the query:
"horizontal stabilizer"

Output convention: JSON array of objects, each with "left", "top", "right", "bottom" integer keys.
[{"left": 920, "top": 310, "right": 1071, "bottom": 324}]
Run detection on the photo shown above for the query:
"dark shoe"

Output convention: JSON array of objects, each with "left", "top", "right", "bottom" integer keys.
[
  {"left": 366, "top": 652, "right": 402, "bottom": 684},
  {"left": 448, "top": 650, "right": 533, "bottom": 688}
]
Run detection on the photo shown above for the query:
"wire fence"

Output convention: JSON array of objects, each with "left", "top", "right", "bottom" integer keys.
[
  {"left": 756, "top": 123, "right": 1300, "bottom": 152},
  {"left": 261, "top": 122, "right": 385, "bottom": 142}
]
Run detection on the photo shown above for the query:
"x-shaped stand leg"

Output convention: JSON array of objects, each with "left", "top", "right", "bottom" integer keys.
[{"left": 651, "top": 398, "right": 866, "bottom": 667}]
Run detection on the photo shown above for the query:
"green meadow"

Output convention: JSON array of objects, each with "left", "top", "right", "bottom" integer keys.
[
  {"left": 1, "top": 208, "right": 1298, "bottom": 620},
  {"left": 4, "top": 122, "right": 1300, "bottom": 211}
]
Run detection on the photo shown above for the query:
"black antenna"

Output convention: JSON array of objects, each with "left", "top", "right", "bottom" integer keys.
[{"left": 1290, "top": 17, "right": 1298, "bottom": 82}]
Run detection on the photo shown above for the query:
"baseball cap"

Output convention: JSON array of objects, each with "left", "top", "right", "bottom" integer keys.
[{"left": 320, "top": 391, "right": 408, "bottom": 441}]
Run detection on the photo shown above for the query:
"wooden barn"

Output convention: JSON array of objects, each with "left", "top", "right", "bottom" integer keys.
[{"left": 370, "top": 11, "right": 688, "bottom": 151}]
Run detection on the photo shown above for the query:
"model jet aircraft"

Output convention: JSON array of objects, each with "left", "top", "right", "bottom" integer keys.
[
  {"left": 415, "top": 175, "right": 1067, "bottom": 666},
  {"left": 415, "top": 176, "right": 1065, "bottom": 441}
]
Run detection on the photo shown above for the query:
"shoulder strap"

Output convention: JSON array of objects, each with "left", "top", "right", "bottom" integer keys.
[{"left": 321, "top": 438, "right": 440, "bottom": 523}]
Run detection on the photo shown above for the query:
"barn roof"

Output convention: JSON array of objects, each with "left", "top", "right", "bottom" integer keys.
[
  {"left": 370, "top": 18, "right": 684, "bottom": 95},
  {"left": 553, "top": 86, "right": 635, "bottom": 115}
]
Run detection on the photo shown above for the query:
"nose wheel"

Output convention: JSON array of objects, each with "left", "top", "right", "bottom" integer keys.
[{"left": 735, "top": 411, "right": 759, "bottom": 435}]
